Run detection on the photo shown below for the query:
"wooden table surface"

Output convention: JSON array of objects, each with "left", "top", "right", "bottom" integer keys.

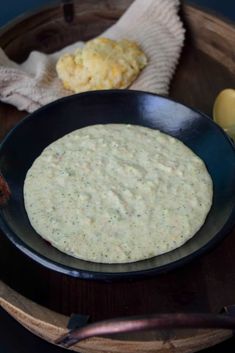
[{"left": 1, "top": 36, "right": 235, "bottom": 324}]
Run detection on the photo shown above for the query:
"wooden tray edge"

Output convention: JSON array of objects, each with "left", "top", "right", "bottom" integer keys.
[{"left": 0, "top": 280, "right": 232, "bottom": 353}]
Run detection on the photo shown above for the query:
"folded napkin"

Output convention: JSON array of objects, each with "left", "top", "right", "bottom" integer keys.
[{"left": 0, "top": 0, "right": 185, "bottom": 112}]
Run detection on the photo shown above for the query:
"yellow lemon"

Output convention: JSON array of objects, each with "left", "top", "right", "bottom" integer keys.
[{"left": 213, "top": 89, "right": 235, "bottom": 139}]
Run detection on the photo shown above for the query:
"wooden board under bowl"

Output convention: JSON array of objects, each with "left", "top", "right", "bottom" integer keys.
[{"left": 0, "top": 1, "right": 235, "bottom": 352}]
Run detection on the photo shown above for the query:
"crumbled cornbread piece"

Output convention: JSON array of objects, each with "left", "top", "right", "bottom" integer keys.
[{"left": 56, "top": 37, "right": 147, "bottom": 93}]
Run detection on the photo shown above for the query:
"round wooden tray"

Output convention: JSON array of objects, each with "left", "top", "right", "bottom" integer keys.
[{"left": 1, "top": 1, "right": 235, "bottom": 352}]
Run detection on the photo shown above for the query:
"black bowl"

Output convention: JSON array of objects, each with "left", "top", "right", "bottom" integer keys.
[{"left": 0, "top": 90, "right": 235, "bottom": 280}]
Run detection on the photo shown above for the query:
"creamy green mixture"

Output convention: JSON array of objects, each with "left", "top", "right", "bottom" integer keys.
[{"left": 24, "top": 124, "right": 213, "bottom": 263}]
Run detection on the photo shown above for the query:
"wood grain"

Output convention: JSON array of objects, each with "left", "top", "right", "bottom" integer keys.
[
  {"left": 183, "top": 5, "right": 235, "bottom": 73},
  {"left": 0, "top": 2, "right": 235, "bottom": 352},
  {"left": 0, "top": 280, "right": 232, "bottom": 353}
]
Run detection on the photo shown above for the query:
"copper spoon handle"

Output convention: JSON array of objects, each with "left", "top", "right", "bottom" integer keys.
[{"left": 56, "top": 311, "right": 235, "bottom": 348}]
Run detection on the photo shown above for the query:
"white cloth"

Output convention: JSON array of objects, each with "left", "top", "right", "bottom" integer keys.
[{"left": 0, "top": 0, "right": 185, "bottom": 112}]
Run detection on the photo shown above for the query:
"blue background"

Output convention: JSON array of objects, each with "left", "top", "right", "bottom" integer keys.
[{"left": 0, "top": 0, "right": 235, "bottom": 27}]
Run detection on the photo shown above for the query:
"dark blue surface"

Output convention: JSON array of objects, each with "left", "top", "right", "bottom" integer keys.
[
  {"left": 189, "top": 0, "right": 235, "bottom": 20},
  {"left": 0, "top": 308, "right": 67, "bottom": 353},
  {"left": 0, "top": 0, "right": 235, "bottom": 27}
]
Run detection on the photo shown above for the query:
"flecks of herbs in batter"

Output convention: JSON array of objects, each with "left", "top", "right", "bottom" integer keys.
[{"left": 24, "top": 124, "right": 213, "bottom": 263}]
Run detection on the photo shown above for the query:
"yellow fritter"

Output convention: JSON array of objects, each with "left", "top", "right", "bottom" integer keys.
[{"left": 56, "top": 37, "right": 147, "bottom": 93}]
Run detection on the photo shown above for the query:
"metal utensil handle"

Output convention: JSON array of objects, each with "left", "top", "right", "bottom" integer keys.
[{"left": 56, "top": 312, "right": 235, "bottom": 348}]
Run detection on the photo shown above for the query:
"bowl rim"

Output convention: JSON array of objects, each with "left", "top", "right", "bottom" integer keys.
[{"left": 0, "top": 89, "right": 235, "bottom": 280}]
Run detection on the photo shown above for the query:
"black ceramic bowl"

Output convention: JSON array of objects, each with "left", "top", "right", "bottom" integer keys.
[{"left": 0, "top": 90, "right": 235, "bottom": 280}]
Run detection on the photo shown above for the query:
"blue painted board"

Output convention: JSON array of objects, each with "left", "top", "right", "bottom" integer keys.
[{"left": 0, "top": 0, "right": 235, "bottom": 27}]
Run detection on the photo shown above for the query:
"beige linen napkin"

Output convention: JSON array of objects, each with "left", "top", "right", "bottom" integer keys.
[{"left": 0, "top": 0, "right": 185, "bottom": 112}]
